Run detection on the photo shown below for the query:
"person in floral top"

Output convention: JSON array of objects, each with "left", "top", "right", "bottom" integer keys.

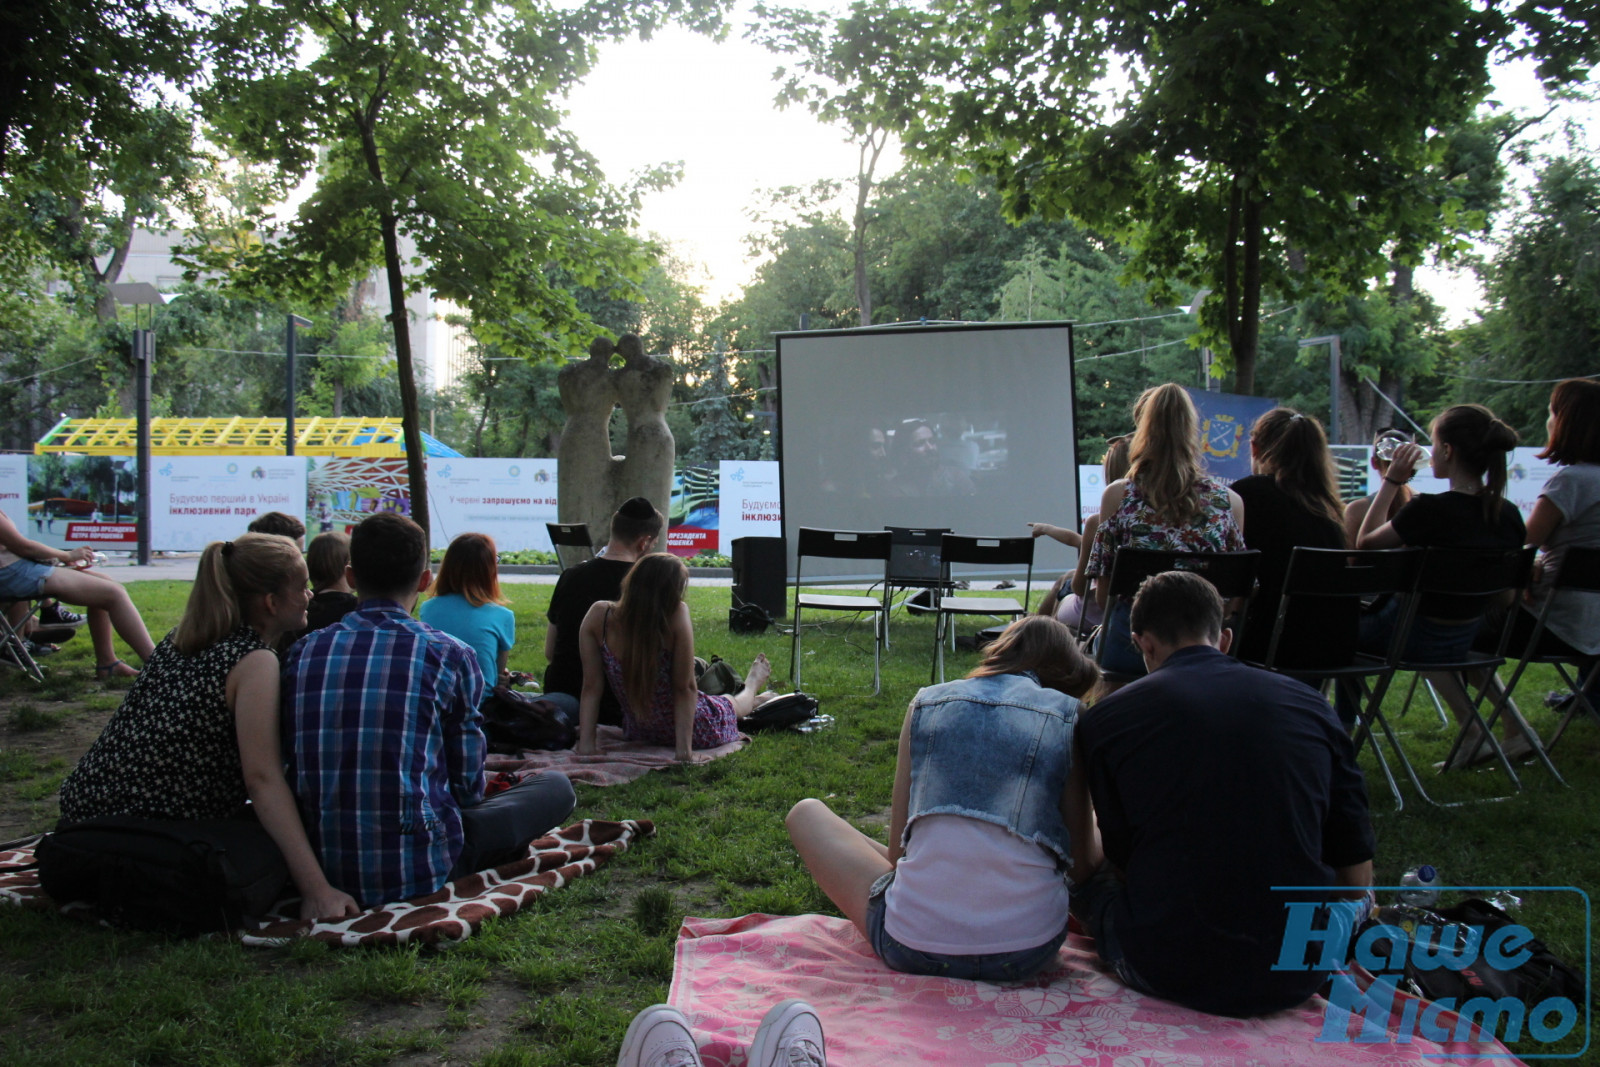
[{"left": 1084, "top": 383, "right": 1245, "bottom": 683}]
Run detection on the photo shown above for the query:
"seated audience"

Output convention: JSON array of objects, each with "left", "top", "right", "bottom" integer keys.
[
  {"left": 1083, "top": 383, "right": 1245, "bottom": 679},
  {"left": 0, "top": 509, "right": 154, "bottom": 679},
  {"left": 1231, "top": 407, "right": 1354, "bottom": 667},
  {"left": 292, "top": 531, "right": 359, "bottom": 641},
  {"left": 282, "top": 513, "right": 575, "bottom": 907},
  {"left": 55, "top": 533, "right": 357, "bottom": 920},
  {"left": 575, "top": 553, "right": 770, "bottom": 761},
  {"left": 543, "top": 497, "right": 664, "bottom": 725},
  {"left": 1031, "top": 435, "right": 1130, "bottom": 631},
  {"left": 787, "top": 616, "right": 1099, "bottom": 981},
  {"left": 1073, "top": 571, "right": 1374, "bottom": 1016},
  {"left": 1343, "top": 429, "right": 1415, "bottom": 547},
  {"left": 1351, "top": 404, "right": 1527, "bottom": 748},
  {"left": 248, "top": 511, "right": 306, "bottom": 548},
  {"left": 421, "top": 532, "right": 516, "bottom": 689}
]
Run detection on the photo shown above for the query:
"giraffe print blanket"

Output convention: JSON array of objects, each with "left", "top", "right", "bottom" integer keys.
[{"left": 0, "top": 818, "right": 652, "bottom": 947}]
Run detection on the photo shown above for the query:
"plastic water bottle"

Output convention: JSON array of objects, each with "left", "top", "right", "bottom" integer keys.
[{"left": 1397, "top": 865, "right": 1440, "bottom": 907}]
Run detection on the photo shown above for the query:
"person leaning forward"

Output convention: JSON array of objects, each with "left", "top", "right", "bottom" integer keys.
[
  {"left": 281, "top": 512, "right": 575, "bottom": 907},
  {"left": 1070, "top": 570, "right": 1375, "bottom": 1017}
]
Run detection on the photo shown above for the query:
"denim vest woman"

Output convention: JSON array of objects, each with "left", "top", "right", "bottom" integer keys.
[{"left": 903, "top": 670, "right": 1079, "bottom": 865}]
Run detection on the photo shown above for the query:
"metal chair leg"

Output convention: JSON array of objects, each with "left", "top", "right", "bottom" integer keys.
[{"left": 790, "top": 603, "right": 803, "bottom": 690}]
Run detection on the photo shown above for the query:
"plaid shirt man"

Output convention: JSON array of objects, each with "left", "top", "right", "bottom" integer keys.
[{"left": 282, "top": 600, "right": 487, "bottom": 906}]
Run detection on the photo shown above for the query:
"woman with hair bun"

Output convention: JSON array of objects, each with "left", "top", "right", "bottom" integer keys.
[
  {"left": 1353, "top": 404, "right": 1526, "bottom": 748},
  {"left": 786, "top": 615, "right": 1101, "bottom": 981},
  {"left": 1232, "top": 407, "right": 1353, "bottom": 667},
  {"left": 56, "top": 533, "right": 358, "bottom": 920},
  {"left": 1084, "top": 383, "right": 1246, "bottom": 679}
]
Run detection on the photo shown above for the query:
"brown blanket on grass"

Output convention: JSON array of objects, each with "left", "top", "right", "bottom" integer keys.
[
  {"left": 486, "top": 724, "right": 748, "bottom": 786},
  {"left": 0, "top": 818, "right": 652, "bottom": 947}
]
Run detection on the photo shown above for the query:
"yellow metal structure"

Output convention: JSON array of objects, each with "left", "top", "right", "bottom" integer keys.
[{"left": 35, "top": 417, "right": 419, "bottom": 457}]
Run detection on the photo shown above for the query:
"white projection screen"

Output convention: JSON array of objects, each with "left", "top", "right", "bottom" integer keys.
[{"left": 777, "top": 322, "right": 1081, "bottom": 581}]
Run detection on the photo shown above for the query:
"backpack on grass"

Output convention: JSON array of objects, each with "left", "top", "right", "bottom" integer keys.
[
  {"left": 37, "top": 816, "right": 289, "bottom": 936},
  {"left": 742, "top": 692, "right": 821, "bottom": 733},
  {"left": 480, "top": 685, "right": 577, "bottom": 753}
]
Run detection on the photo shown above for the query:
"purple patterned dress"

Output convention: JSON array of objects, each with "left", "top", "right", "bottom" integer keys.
[{"left": 599, "top": 616, "right": 739, "bottom": 749}]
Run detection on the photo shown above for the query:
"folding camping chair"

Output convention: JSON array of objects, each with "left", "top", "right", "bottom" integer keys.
[
  {"left": 1481, "top": 544, "right": 1600, "bottom": 763},
  {"left": 930, "top": 534, "right": 1034, "bottom": 683},
  {"left": 791, "top": 528, "right": 893, "bottom": 693},
  {"left": 1093, "top": 548, "right": 1260, "bottom": 686},
  {"left": 545, "top": 522, "right": 595, "bottom": 573},
  {"left": 0, "top": 596, "right": 45, "bottom": 682}
]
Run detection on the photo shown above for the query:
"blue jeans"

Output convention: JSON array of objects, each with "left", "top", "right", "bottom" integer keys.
[
  {"left": 1093, "top": 600, "right": 1147, "bottom": 678},
  {"left": 538, "top": 691, "right": 581, "bottom": 729},
  {"left": 864, "top": 870, "right": 1068, "bottom": 981},
  {"left": 0, "top": 559, "right": 53, "bottom": 600},
  {"left": 1335, "top": 598, "right": 1479, "bottom": 725},
  {"left": 1067, "top": 865, "right": 1157, "bottom": 996},
  {"left": 449, "top": 771, "right": 576, "bottom": 879}
]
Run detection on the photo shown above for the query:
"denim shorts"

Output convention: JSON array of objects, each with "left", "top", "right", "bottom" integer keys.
[
  {"left": 864, "top": 870, "right": 1068, "bottom": 982},
  {"left": 0, "top": 559, "right": 53, "bottom": 600},
  {"left": 1066, "top": 865, "right": 1157, "bottom": 995}
]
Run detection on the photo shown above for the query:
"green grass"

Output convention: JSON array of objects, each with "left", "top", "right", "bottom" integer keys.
[{"left": 0, "top": 580, "right": 1596, "bottom": 1064}]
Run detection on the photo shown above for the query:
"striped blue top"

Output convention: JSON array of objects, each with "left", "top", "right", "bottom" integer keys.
[{"left": 281, "top": 600, "right": 487, "bottom": 906}]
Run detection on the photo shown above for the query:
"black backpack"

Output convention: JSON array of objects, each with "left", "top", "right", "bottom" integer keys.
[
  {"left": 480, "top": 685, "right": 578, "bottom": 753},
  {"left": 36, "top": 816, "right": 290, "bottom": 936}
]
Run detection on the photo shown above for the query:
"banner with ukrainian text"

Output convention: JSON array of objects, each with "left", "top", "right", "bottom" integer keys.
[
  {"left": 0, "top": 455, "right": 26, "bottom": 535},
  {"left": 150, "top": 457, "right": 307, "bottom": 551},
  {"left": 718, "top": 461, "right": 782, "bottom": 554},
  {"left": 426, "top": 458, "right": 559, "bottom": 552}
]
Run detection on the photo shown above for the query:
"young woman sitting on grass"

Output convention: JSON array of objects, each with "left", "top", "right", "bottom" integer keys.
[
  {"left": 0, "top": 509, "right": 154, "bottom": 679},
  {"left": 54, "top": 533, "right": 358, "bottom": 920},
  {"left": 786, "top": 615, "right": 1101, "bottom": 981},
  {"left": 575, "top": 552, "right": 772, "bottom": 762},
  {"left": 420, "top": 532, "right": 516, "bottom": 689}
]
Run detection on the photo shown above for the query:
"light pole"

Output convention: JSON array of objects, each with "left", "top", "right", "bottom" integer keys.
[
  {"left": 108, "top": 283, "right": 170, "bottom": 565},
  {"left": 1179, "top": 289, "right": 1217, "bottom": 391},
  {"left": 1297, "top": 335, "right": 1343, "bottom": 443}
]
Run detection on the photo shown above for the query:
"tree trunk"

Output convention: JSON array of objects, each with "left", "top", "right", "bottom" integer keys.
[
  {"left": 333, "top": 380, "right": 345, "bottom": 417},
  {"left": 852, "top": 128, "right": 886, "bottom": 327}
]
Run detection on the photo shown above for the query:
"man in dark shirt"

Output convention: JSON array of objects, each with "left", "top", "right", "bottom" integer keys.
[
  {"left": 542, "top": 497, "right": 664, "bottom": 725},
  {"left": 1072, "top": 570, "right": 1375, "bottom": 1016}
]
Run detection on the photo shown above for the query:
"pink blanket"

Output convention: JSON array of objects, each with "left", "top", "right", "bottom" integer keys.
[
  {"left": 486, "top": 724, "right": 748, "bottom": 786},
  {"left": 669, "top": 913, "right": 1519, "bottom": 1067}
]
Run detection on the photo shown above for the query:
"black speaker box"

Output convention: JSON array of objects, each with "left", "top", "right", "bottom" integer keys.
[{"left": 731, "top": 536, "right": 787, "bottom": 619}]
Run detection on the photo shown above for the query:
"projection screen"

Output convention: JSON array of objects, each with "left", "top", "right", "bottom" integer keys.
[{"left": 777, "top": 322, "right": 1081, "bottom": 581}]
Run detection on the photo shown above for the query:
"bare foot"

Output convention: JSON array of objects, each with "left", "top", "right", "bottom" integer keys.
[{"left": 746, "top": 652, "right": 772, "bottom": 692}]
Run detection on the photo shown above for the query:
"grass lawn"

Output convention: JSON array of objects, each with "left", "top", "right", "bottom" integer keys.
[{"left": 0, "top": 580, "right": 1596, "bottom": 1065}]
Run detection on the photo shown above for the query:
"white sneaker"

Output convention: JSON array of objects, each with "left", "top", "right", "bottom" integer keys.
[
  {"left": 748, "top": 999, "right": 827, "bottom": 1067},
  {"left": 617, "top": 1004, "right": 702, "bottom": 1067}
]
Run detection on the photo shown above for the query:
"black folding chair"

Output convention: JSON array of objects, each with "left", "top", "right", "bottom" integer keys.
[
  {"left": 1093, "top": 548, "right": 1260, "bottom": 686},
  {"left": 545, "top": 522, "right": 595, "bottom": 573},
  {"left": 791, "top": 528, "right": 893, "bottom": 693},
  {"left": 0, "top": 596, "right": 46, "bottom": 682},
  {"left": 930, "top": 534, "right": 1034, "bottom": 683},
  {"left": 1483, "top": 544, "right": 1600, "bottom": 761},
  {"left": 1360, "top": 545, "right": 1538, "bottom": 809},
  {"left": 1239, "top": 547, "right": 1424, "bottom": 811}
]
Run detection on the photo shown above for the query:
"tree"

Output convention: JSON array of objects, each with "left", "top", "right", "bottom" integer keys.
[
  {"left": 196, "top": 0, "right": 724, "bottom": 537},
  {"left": 805, "top": 0, "right": 1599, "bottom": 394}
]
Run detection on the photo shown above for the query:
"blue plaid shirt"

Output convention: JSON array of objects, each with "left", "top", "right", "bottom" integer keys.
[{"left": 281, "top": 600, "right": 487, "bottom": 906}]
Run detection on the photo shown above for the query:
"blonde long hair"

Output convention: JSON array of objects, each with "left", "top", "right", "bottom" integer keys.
[
  {"left": 613, "top": 553, "right": 689, "bottom": 712},
  {"left": 173, "top": 533, "right": 305, "bottom": 655},
  {"left": 1126, "top": 383, "right": 1207, "bottom": 525}
]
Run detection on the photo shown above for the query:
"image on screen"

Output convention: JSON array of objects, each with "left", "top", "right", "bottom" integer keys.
[{"left": 777, "top": 322, "right": 1081, "bottom": 581}]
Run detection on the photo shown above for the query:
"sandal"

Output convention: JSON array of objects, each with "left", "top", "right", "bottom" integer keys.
[{"left": 95, "top": 659, "right": 138, "bottom": 680}]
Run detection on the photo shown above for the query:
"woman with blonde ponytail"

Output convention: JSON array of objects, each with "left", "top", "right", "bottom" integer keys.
[
  {"left": 56, "top": 533, "right": 358, "bottom": 920},
  {"left": 1083, "top": 384, "right": 1246, "bottom": 679},
  {"left": 574, "top": 553, "right": 773, "bottom": 761}
]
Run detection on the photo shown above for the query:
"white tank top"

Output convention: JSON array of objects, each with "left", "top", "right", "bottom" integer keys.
[{"left": 884, "top": 814, "right": 1069, "bottom": 955}]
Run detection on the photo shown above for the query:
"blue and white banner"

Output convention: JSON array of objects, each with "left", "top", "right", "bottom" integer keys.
[
  {"left": 150, "top": 457, "right": 307, "bottom": 551},
  {"left": 0, "top": 455, "right": 27, "bottom": 534},
  {"left": 427, "top": 457, "right": 559, "bottom": 552},
  {"left": 717, "top": 460, "right": 782, "bottom": 554},
  {"left": 1184, "top": 388, "right": 1279, "bottom": 484}
]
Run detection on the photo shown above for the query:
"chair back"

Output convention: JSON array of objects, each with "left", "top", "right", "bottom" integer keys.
[
  {"left": 939, "top": 534, "right": 1035, "bottom": 611},
  {"left": 794, "top": 528, "right": 892, "bottom": 587},
  {"left": 1106, "top": 548, "right": 1260, "bottom": 601},
  {"left": 885, "top": 526, "right": 950, "bottom": 587},
  {"left": 1551, "top": 545, "right": 1600, "bottom": 593},
  {"left": 1393, "top": 545, "right": 1537, "bottom": 666},
  {"left": 1280, "top": 546, "right": 1423, "bottom": 600},
  {"left": 545, "top": 522, "right": 595, "bottom": 573}
]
